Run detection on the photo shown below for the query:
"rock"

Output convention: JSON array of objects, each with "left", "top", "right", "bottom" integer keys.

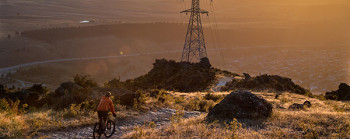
[
  {"left": 325, "top": 83, "right": 350, "bottom": 101},
  {"left": 288, "top": 101, "right": 311, "bottom": 110},
  {"left": 206, "top": 91, "right": 272, "bottom": 121},
  {"left": 221, "top": 74, "right": 312, "bottom": 96},
  {"left": 288, "top": 103, "right": 304, "bottom": 110},
  {"left": 54, "top": 82, "right": 83, "bottom": 97},
  {"left": 50, "top": 82, "right": 84, "bottom": 109},
  {"left": 303, "top": 101, "right": 311, "bottom": 107},
  {"left": 118, "top": 92, "right": 138, "bottom": 106},
  {"left": 199, "top": 57, "right": 211, "bottom": 69},
  {"left": 243, "top": 73, "right": 251, "bottom": 80},
  {"left": 124, "top": 59, "right": 216, "bottom": 92}
]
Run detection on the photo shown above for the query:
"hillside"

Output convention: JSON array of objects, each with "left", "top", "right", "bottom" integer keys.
[{"left": 1, "top": 59, "right": 349, "bottom": 138}]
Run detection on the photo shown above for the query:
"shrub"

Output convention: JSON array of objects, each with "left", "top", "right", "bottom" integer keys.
[
  {"left": 185, "top": 98, "right": 200, "bottom": 111},
  {"left": 63, "top": 104, "right": 81, "bottom": 119},
  {"left": 0, "top": 98, "right": 9, "bottom": 111},
  {"left": 28, "top": 84, "right": 49, "bottom": 95},
  {"left": 203, "top": 93, "right": 223, "bottom": 102},
  {"left": 225, "top": 118, "right": 242, "bottom": 138},
  {"left": 73, "top": 74, "right": 98, "bottom": 88},
  {"left": 175, "top": 96, "right": 185, "bottom": 104},
  {"left": 104, "top": 78, "right": 124, "bottom": 88},
  {"left": 199, "top": 100, "right": 215, "bottom": 112}
]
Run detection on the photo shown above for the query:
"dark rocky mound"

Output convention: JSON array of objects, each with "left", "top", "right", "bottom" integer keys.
[
  {"left": 54, "top": 82, "right": 84, "bottom": 97},
  {"left": 106, "top": 58, "right": 234, "bottom": 92},
  {"left": 131, "top": 58, "right": 216, "bottom": 92},
  {"left": 43, "top": 82, "right": 86, "bottom": 108},
  {"left": 221, "top": 74, "right": 312, "bottom": 96},
  {"left": 288, "top": 101, "right": 311, "bottom": 110},
  {"left": 325, "top": 83, "right": 350, "bottom": 101},
  {"left": 206, "top": 91, "right": 272, "bottom": 121}
]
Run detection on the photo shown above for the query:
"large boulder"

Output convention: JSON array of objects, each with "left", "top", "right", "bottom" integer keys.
[
  {"left": 206, "top": 91, "right": 272, "bottom": 121},
  {"left": 325, "top": 83, "right": 350, "bottom": 101}
]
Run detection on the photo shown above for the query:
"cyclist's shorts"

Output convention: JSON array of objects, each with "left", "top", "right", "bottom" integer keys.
[{"left": 97, "top": 111, "right": 108, "bottom": 120}]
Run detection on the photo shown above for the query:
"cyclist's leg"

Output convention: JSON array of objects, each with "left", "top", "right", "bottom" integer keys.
[
  {"left": 101, "top": 111, "right": 108, "bottom": 131},
  {"left": 97, "top": 111, "right": 103, "bottom": 132}
]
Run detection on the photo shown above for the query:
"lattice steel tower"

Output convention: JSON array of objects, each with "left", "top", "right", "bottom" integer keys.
[{"left": 181, "top": 0, "right": 208, "bottom": 62}]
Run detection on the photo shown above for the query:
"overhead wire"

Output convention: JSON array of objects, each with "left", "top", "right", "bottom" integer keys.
[{"left": 207, "top": 0, "right": 227, "bottom": 68}]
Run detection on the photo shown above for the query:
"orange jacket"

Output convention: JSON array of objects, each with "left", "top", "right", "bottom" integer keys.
[{"left": 97, "top": 96, "right": 115, "bottom": 114}]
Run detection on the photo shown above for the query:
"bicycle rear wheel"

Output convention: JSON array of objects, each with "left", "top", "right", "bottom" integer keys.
[
  {"left": 104, "top": 120, "right": 115, "bottom": 138},
  {"left": 93, "top": 123, "right": 102, "bottom": 139}
]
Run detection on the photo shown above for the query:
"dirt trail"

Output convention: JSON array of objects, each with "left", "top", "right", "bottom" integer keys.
[{"left": 39, "top": 108, "right": 202, "bottom": 139}]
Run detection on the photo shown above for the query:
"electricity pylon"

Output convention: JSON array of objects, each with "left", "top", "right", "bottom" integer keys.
[{"left": 181, "top": 0, "right": 208, "bottom": 62}]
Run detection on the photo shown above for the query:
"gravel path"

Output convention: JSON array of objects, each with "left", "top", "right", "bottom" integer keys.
[{"left": 39, "top": 108, "right": 202, "bottom": 139}]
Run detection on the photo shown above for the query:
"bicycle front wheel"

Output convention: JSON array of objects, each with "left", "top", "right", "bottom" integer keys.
[
  {"left": 104, "top": 120, "right": 116, "bottom": 138},
  {"left": 93, "top": 123, "right": 102, "bottom": 139}
]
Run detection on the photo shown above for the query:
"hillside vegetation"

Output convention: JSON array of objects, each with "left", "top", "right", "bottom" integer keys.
[{"left": 0, "top": 59, "right": 349, "bottom": 138}]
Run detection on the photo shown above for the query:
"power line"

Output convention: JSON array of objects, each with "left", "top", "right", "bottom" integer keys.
[{"left": 180, "top": 0, "right": 209, "bottom": 62}]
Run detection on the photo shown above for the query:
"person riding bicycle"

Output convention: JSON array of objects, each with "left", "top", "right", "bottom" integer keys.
[{"left": 97, "top": 91, "right": 116, "bottom": 132}]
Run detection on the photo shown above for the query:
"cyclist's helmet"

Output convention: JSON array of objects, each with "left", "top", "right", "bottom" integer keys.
[{"left": 105, "top": 91, "right": 112, "bottom": 97}]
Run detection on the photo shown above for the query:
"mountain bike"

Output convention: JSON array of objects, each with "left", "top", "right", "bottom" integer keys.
[{"left": 93, "top": 114, "right": 116, "bottom": 139}]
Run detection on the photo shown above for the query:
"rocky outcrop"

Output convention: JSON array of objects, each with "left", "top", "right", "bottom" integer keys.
[
  {"left": 120, "top": 59, "right": 217, "bottom": 92},
  {"left": 44, "top": 82, "right": 85, "bottom": 109},
  {"left": 325, "top": 83, "right": 350, "bottom": 101},
  {"left": 54, "top": 82, "right": 83, "bottom": 97},
  {"left": 206, "top": 91, "right": 272, "bottom": 121},
  {"left": 221, "top": 74, "right": 312, "bottom": 97},
  {"left": 288, "top": 101, "right": 311, "bottom": 110},
  {"left": 243, "top": 73, "right": 251, "bottom": 80},
  {"left": 199, "top": 57, "right": 211, "bottom": 69}
]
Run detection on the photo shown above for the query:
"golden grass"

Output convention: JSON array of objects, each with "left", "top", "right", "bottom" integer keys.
[
  {"left": 123, "top": 92, "right": 350, "bottom": 139},
  {"left": 0, "top": 109, "right": 97, "bottom": 138},
  {"left": 1, "top": 91, "right": 349, "bottom": 138}
]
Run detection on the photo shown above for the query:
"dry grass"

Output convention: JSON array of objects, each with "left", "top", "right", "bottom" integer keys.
[
  {"left": 1, "top": 91, "right": 349, "bottom": 138},
  {"left": 0, "top": 109, "right": 97, "bottom": 138},
  {"left": 123, "top": 92, "right": 350, "bottom": 138}
]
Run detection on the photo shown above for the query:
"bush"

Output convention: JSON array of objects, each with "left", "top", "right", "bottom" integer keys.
[
  {"left": 175, "top": 96, "right": 185, "bottom": 104},
  {"left": 28, "top": 84, "right": 49, "bottom": 95},
  {"left": 104, "top": 78, "right": 124, "bottom": 88},
  {"left": 0, "top": 98, "right": 9, "bottom": 111},
  {"left": 185, "top": 98, "right": 200, "bottom": 111},
  {"left": 0, "top": 99, "right": 27, "bottom": 115},
  {"left": 73, "top": 74, "right": 98, "bottom": 88},
  {"left": 199, "top": 100, "right": 215, "bottom": 112},
  {"left": 203, "top": 93, "right": 223, "bottom": 102},
  {"left": 63, "top": 104, "right": 81, "bottom": 119}
]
